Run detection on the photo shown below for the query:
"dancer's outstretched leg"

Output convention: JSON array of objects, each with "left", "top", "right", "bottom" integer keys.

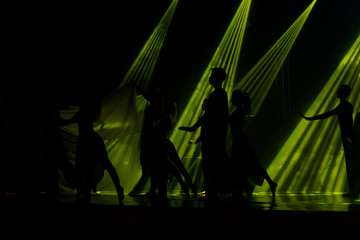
[{"left": 103, "top": 158, "right": 124, "bottom": 202}]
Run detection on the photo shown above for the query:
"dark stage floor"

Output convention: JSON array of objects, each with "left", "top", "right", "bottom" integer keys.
[{"left": 2, "top": 192, "right": 360, "bottom": 237}]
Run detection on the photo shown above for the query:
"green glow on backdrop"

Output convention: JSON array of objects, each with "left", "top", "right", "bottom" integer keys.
[
  {"left": 255, "top": 34, "right": 360, "bottom": 194},
  {"left": 169, "top": 0, "right": 252, "bottom": 191},
  {"left": 232, "top": 0, "right": 317, "bottom": 115},
  {"left": 121, "top": 0, "right": 178, "bottom": 90}
]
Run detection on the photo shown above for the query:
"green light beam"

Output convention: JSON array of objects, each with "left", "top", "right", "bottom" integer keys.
[
  {"left": 255, "top": 34, "right": 360, "bottom": 194},
  {"left": 121, "top": 0, "right": 178, "bottom": 90},
  {"left": 232, "top": 0, "right": 317, "bottom": 115}
]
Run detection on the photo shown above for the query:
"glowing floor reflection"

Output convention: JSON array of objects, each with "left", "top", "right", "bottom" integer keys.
[{"left": 86, "top": 192, "right": 360, "bottom": 212}]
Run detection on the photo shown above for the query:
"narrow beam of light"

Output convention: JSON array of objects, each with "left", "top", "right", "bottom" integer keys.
[
  {"left": 120, "top": 0, "right": 178, "bottom": 90},
  {"left": 169, "top": 0, "right": 252, "bottom": 191},
  {"left": 232, "top": 0, "right": 317, "bottom": 115},
  {"left": 255, "top": 34, "right": 360, "bottom": 194}
]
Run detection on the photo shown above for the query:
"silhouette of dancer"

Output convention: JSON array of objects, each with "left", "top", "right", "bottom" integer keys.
[
  {"left": 301, "top": 84, "right": 357, "bottom": 198},
  {"left": 129, "top": 86, "right": 164, "bottom": 198},
  {"left": 162, "top": 101, "right": 197, "bottom": 198},
  {"left": 62, "top": 93, "right": 124, "bottom": 203},
  {"left": 230, "top": 90, "right": 277, "bottom": 198},
  {"left": 201, "top": 68, "right": 229, "bottom": 199},
  {"left": 131, "top": 86, "right": 197, "bottom": 201}
]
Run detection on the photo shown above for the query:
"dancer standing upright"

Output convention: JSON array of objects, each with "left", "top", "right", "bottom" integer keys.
[
  {"left": 201, "top": 68, "right": 229, "bottom": 199},
  {"left": 301, "top": 84, "right": 358, "bottom": 198}
]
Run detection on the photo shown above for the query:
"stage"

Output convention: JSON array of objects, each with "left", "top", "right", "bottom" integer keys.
[{"left": 3, "top": 192, "right": 359, "bottom": 237}]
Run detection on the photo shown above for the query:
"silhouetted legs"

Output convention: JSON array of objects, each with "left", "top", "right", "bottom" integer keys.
[
  {"left": 102, "top": 157, "right": 124, "bottom": 202},
  {"left": 244, "top": 140, "right": 277, "bottom": 198},
  {"left": 255, "top": 163, "right": 277, "bottom": 198},
  {"left": 75, "top": 132, "right": 125, "bottom": 204},
  {"left": 129, "top": 165, "right": 150, "bottom": 195},
  {"left": 343, "top": 140, "right": 360, "bottom": 198},
  {"left": 168, "top": 163, "right": 190, "bottom": 197},
  {"left": 201, "top": 142, "right": 214, "bottom": 199},
  {"left": 149, "top": 157, "right": 169, "bottom": 204},
  {"left": 201, "top": 138, "right": 230, "bottom": 200},
  {"left": 167, "top": 140, "right": 197, "bottom": 198}
]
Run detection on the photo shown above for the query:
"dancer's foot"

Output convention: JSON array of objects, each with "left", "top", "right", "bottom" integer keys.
[
  {"left": 117, "top": 186, "right": 125, "bottom": 202},
  {"left": 270, "top": 182, "right": 277, "bottom": 198}
]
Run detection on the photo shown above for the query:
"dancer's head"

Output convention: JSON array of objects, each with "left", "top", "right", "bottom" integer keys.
[
  {"left": 336, "top": 84, "right": 351, "bottom": 99},
  {"left": 209, "top": 68, "right": 226, "bottom": 87},
  {"left": 232, "top": 90, "right": 251, "bottom": 114}
]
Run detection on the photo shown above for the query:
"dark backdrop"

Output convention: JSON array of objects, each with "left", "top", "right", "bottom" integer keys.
[{"left": 3, "top": 0, "right": 359, "bottom": 166}]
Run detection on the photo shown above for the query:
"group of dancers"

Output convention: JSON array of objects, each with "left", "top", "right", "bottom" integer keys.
[
  {"left": 62, "top": 67, "right": 359, "bottom": 204},
  {"left": 129, "top": 67, "right": 278, "bottom": 202}
]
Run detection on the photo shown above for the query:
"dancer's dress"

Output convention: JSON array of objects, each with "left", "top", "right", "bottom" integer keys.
[
  {"left": 230, "top": 109, "right": 264, "bottom": 188},
  {"left": 76, "top": 130, "right": 106, "bottom": 191}
]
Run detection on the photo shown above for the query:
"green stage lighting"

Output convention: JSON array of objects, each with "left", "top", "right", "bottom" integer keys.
[
  {"left": 255, "top": 34, "right": 360, "bottom": 194},
  {"left": 169, "top": 0, "right": 252, "bottom": 191},
  {"left": 232, "top": 0, "right": 317, "bottom": 115},
  {"left": 121, "top": 0, "right": 178, "bottom": 90},
  {"left": 169, "top": 0, "right": 317, "bottom": 192},
  {"left": 59, "top": 1, "right": 179, "bottom": 194},
  {"left": 95, "top": 1, "right": 179, "bottom": 193}
]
